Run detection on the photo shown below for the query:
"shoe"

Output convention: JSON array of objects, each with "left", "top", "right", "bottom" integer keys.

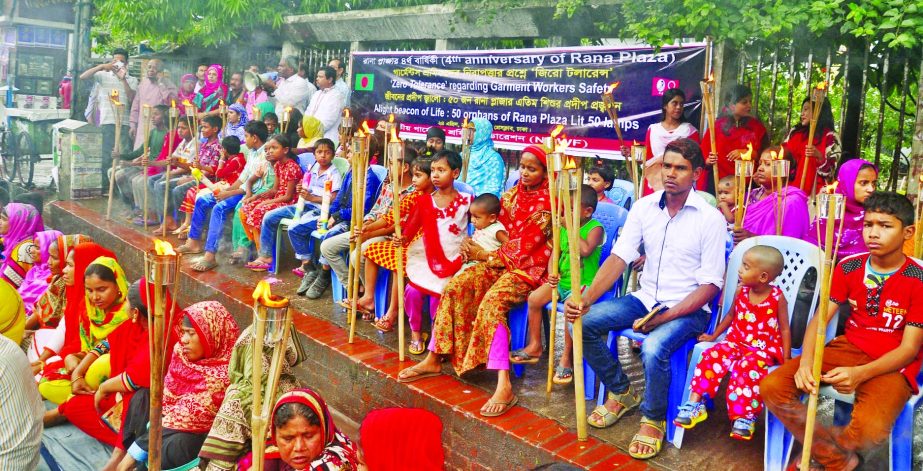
[
  {"left": 673, "top": 400, "right": 707, "bottom": 429},
  {"left": 306, "top": 271, "right": 331, "bottom": 299},
  {"left": 730, "top": 416, "right": 756, "bottom": 441},
  {"left": 297, "top": 269, "right": 320, "bottom": 296}
]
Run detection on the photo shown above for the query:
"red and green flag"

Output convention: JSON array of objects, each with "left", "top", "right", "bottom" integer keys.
[{"left": 355, "top": 74, "right": 374, "bottom": 91}]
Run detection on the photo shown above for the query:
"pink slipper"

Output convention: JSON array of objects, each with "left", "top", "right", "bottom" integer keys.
[
  {"left": 292, "top": 267, "right": 305, "bottom": 278},
  {"left": 246, "top": 262, "right": 271, "bottom": 272}
]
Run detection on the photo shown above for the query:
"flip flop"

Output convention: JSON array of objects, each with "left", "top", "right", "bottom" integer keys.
[
  {"left": 552, "top": 366, "right": 574, "bottom": 385},
  {"left": 509, "top": 349, "right": 541, "bottom": 364},
  {"left": 479, "top": 395, "right": 519, "bottom": 417},
  {"left": 397, "top": 365, "right": 441, "bottom": 383},
  {"left": 373, "top": 317, "right": 396, "bottom": 333},
  {"left": 408, "top": 333, "right": 429, "bottom": 355},
  {"left": 175, "top": 245, "right": 203, "bottom": 255},
  {"left": 191, "top": 258, "right": 218, "bottom": 272},
  {"left": 246, "top": 262, "right": 271, "bottom": 272}
]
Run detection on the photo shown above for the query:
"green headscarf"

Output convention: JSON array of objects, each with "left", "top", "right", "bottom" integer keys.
[{"left": 79, "top": 256, "right": 130, "bottom": 351}]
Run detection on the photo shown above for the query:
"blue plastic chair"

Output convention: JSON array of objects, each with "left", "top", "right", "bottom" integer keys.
[
  {"left": 606, "top": 180, "right": 634, "bottom": 210},
  {"left": 369, "top": 165, "right": 387, "bottom": 184},
  {"left": 454, "top": 180, "right": 475, "bottom": 195},
  {"left": 508, "top": 203, "right": 629, "bottom": 392},
  {"left": 670, "top": 236, "right": 823, "bottom": 449},
  {"left": 504, "top": 170, "right": 520, "bottom": 191}
]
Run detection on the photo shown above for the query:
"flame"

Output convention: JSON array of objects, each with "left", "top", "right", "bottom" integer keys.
[
  {"left": 110, "top": 90, "right": 119, "bottom": 99},
  {"left": 251, "top": 280, "right": 288, "bottom": 308},
  {"left": 775, "top": 147, "right": 785, "bottom": 160},
  {"left": 605, "top": 81, "right": 621, "bottom": 94},
  {"left": 389, "top": 126, "right": 400, "bottom": 143},
  {"left": 708, "top": 72, "right": 714, "bottom": 82},
  {"left": 388, "top": 113, "right": 394, "bottom": 123},
  {"left": 343, "top": 108, "right": 350, "bottom": 118},
  {"left": 182, "top": 99, "right": 192, "bottom": 107},
  {"left": 823, "top": 182, "right": 839, "bottom": 194},
  {"left": 919, "top": 173, "right": 923, "bottom": 184},
  {"left": 219, "top": 99, "right": 225, "bottom": 107},
  {"left": 171, "top": 100, "right": 176, "bottom": 108},
  {"left": 361, "top": 120, "right": 372, "bottom": 134},
  {"left": 563, "top": 156, "right": 577, "bottom": 170},
  {"left": 633, "top": 140, "right": 640, "bottom": 146},
  {"left": 556, "top": 134, "right": 571, "bottom": 152},
  {"left": 153, "top": 239, "right": 176, "bottom": 256},
  {"left": 550, "top": 124, "right": 564, "bottom": 138},
  {"left": 740, "top": 143, "right": 753, "bottom": 161},
  {"left": 816, "top": 81, "right": 828, "bottom": 90},
  {"left": 462, "top": 116, "right": 468, "bottom": 128},
  {"left": 355, "top": 128, "right": 366, "bottom": 139}
]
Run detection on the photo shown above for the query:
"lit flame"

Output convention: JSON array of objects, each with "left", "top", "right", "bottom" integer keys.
[
  {"left": 604, "top": 81, "right": 621, "bottom": 94},
  {"left": 251, "top": 280, "right": 288, "bottom": 308},
  {"left": 633, "top": 140, "right": 640, "bottom": 146},
  {"left": 388, "top": 113, "right": 394, "bottom": 123},
  {"left": 462, "top": 116, "right": 468, "bottom": 128},
  {"left": 816, "top": 81, "right": 828, "bottom": 90},
  {"left": 355, "top": 128, "right": 366, "bottom": 139},
  {"left": 171, "top": 100, "right": 176, "bottom": 108},
  {"left": 182, "top": 99, "right": 192, "bottom": 107},
  {"left": 389, "top": 126, "right": 400, "bottom": 143},
  {"left": 556, "top": 133, "right": 571, "bottom": 153},
  {"left": 740, "top": 143, "right": 753, "bottom": 161},
  {"left": 361, "top": 120, "right": 372, "bottom": 134},
  {"left": 563, "top": 156, "right": 577, "bottom": 170},
  {"left": 708, "top": 72, "right": 714, "bottom": 82},
  {"left": 775, "top": 147, "right": 785, "bottom": 160},
  {"left": 343, "top": 108, "right": 350, "bottom": 118},
  {"left": 109, "top": 89, "right": 121, "bottom": 105},
  {"left": 153, "top": 239, "right": 176, "bottom": 256},
  {"left": 219, "top": 99, "right": 225, "bottom": 107},
  {"left": 823, "top": 182, "right": 839, "bottom": 194},
  {"left": 549, "top": 124, "right": 564, "bottom": 138}
]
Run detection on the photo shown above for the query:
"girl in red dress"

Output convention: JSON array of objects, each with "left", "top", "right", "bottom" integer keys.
[
  {"left": 702, "top": 85, "right": 770, "bottom": 183},
  {"left": 783, "top": 96, "right": 840, "bottom": 195}
]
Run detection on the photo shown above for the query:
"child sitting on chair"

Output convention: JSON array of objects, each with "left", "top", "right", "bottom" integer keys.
[
  {"left": 460, "top": 194, "right": 508, "bottom": 271},
  {"left": 716, "top": 174, "right": 736, "bottom": 227},
  {"left": 177, "top": 136, "right": 247, "bottom": 230},
  {"left": 587, "top": 165, "right": 616, "bottom": 204},
  {"left": 762, "top": 192, "right": 923, "bottom": 470},
  {"left": 675, "top": 244, "right": 790, "bottom": 441},
  {"left": 510, "top": 186, "right": 604, "bottom": 385}
]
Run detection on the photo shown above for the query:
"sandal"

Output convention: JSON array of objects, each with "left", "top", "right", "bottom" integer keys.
[
  {"left": 175, "top": 244, "right": 203, "bottom": 255},
  {"left": 373, "top": 316, "right": 395, "bottom": 333},
  {"left": 587, "top": 386, "right": 640, "bottom": 429},
  {"left": 408, "top": 333, "right": 429, "bottom": 355},
  {"left": 246, "top": 261, "right": 271, "bottom": 272},
  {"left": 191, "top": 258, "right": 218, "bottom": 272},
  {"left": 509, "top": 349, "right": 541, "bottom": 364},
  {"left": 628, "top": 417, "right": 666, "bottom": 460},
  {"left": 292, "top": 267, "right": 306, "bottom": 278},
  {"left": 552, "top": 366, "right": 574, "bottom": 385},
  {"left": 171, "top": 225, "right": 189, "bottom": 235},
  {"left": 229, "top": 251, "right": 247, "bottom": 265},
  {"left": 397, "top": 365, "right": 441, "bottom": 383},
  {"left": 479, "top": 395, "right": 518, "bottom": 417}
]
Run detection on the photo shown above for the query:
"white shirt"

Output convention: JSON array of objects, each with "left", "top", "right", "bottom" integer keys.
[
  {"left": 304, "top": 87, "right": 345, "bottom": 143},
  {"left": 274, "top": 74, "right": 315, "bottom": 116},
  {"left": 93, "top": 70, "right": 138, "bottom": 126},
  {"left": 0, "top": 336, "right": 43, "bottom": 470},
  {"left": 334, "top": 78, "right": 350, "bottom": 104},
  {"left": 612, "top": 190, "right": 726, "bottom": 311}
]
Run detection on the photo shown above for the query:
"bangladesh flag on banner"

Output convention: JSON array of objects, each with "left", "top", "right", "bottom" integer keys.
[{"left": 355, "top": 74, "right": 374, "bottom": 91}]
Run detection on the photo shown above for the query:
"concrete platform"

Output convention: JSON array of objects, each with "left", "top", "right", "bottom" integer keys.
[{"left": 48, "top": 198, "right": 783, "bottom": 470}]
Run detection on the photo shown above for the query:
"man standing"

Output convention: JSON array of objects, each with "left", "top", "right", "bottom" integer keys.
[
  {"left": 226, "top": 71, "right": 244, "bottom": 104},
  {"left": 304, "top": 66, "right": 345, "bottom": 143},
  {"left": 329, "top": 58, "right": 350, "bottom": 104},
  {"left": 129, "top": 59, "right": 176, "bottom": 150},
  {"left": 193, "top": 64, "right": 207, "bottom": 93},
  {"left": 79, "top": 48, "right": 138, "bottom": 191},
  {"left": 565, "top": 138, "right": 726, "bottom": 460},
  {"left": 271, "top": 55, "right": 314, "bottom": 116}
]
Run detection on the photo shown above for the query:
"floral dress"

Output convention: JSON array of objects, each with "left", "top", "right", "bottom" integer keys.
[{"left": 242, "top": 158, "right": 303, "bottom": 228}]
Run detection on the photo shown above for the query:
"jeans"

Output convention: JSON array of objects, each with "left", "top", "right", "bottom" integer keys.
[
  {"left": 286, "top": 209, "right": 320, "bottom": 261},
  {"left": 150, "top": 174, "right": 194, "bottom": 219},
  {"left": 194, "top": 193, "right": 244, "bottom": 254},
  {"left": 320, "top": 231, "right": 350, "bottom": 284},
  {"left": 114, "top": 166, "right": 141, "bottom": 207},
  {"left": 258, "top": 205, "right": 297, "bottom": 259},
  {"left": 581, "top": 294, "right": 708, "bottom": 420}
]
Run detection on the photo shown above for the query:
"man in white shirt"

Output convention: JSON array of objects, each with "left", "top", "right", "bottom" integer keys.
[
  {"left": 329, "top": 58, "right": 350, "bottom": 104},
  {"left": 304, "top": 66, "right": 345, "bottom": 144},
  {"left": 193, "top": 64, "right": 207, "bottom": 93},
  {"left": 565, "top": 138, "right": 726, "bottom": 460},
  {"left": 79, "top": 48, "right": 138, "bottom": 191},
  {"left": 271, "top": 55, "right": 315, "bottom": 116}
]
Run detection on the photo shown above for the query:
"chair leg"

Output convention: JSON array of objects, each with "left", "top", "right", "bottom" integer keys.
[
  {"left": 666, "top": 341, "right": 692, "bottom": 445},
  {"left": 270, "top": 225, "right": 283, "bottom": 275},
  {"left": 764, "top": 408, "right": 794, "bottom": 471},
  {"left": 508, "top": 303, "right": 528, "bottom": 378},
  {"left": 889, "top": 402, "right": 915, "bottom": 471}
]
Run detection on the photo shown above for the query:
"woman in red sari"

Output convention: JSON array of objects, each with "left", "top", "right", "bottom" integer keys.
[
  {"left": 702, "top": 84, "right": 770, "bottom": 183},
  {"left": 398, "top": 145, "right": 552, "bottom": 418},
  {"left": 784, "top": 95, "right": 840, "bottom": 194}
]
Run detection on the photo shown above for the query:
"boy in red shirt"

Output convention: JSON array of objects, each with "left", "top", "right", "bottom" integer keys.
[{"left": 762, "top": 191, "right": 923, "bottom": 470}]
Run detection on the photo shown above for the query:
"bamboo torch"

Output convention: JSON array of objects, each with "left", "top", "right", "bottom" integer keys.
[
  {"left": 219, "top": 99, "right": 227, "bottom": 132},
  {"left": 250, "top": 280, "right": 293, "bottom": 471},
  {"left": 800, "top": 82, "right": 828, "bottom": 193},
  {"left": 106, "top": 90, "right": 123, "bottom": 220},
  {"left": 339, "top": 108, "right": 353, "bottom": 156},
  {"left": 387, "top": 123, "right": 407, "bottom": 361},
  {"left": 543, "top": 126, "right": 564, "bottom": 393},
  {"left": 630, "top": 142, "right": 645, "bottom": 199},
  {"left": 281, "top": 106, "right": 292, "bottom": 135},
  {"left": 142, "top": 105, "right": 152, "bottom": 229},
  {"left": 252, "top": 104, "right": 262, "bottom": 122},
  {"left": 348, "top": 125, "right": 370, "bottom": 341},
  {"left": 701, "top": 74, "right": 719, "bottom": 191},
  {"left": 772, "top": 148, "right": 790, "bottom": 236},
  {"left": 144, "top": 239, "right": 181, "bottom": 471},
  {"left": 601, "top": 81, "right": 624, "bottom": 144},
  {"left": 163, "top": 102, "right": 178, "bottom": 237},
  {"left": 733, "top": 144, "right": 754, "bottom": 232},
  {"left": 184, "top": 101, "right": 200, "bottom": 169},
  {"left": 460, "top": 118, "right": 475, "bottom": 182},
  {"left": 801, "top": 183, "right": 845, "bottom": 471},
  {"left": 915, "top": 174, "right": 923, "bottom": 258}
]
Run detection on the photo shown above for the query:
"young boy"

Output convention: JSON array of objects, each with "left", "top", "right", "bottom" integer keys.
[
  {"left": 176, "top": 136, "right": 247, "bottom": 230},
  {"left": 165, "top": 114, "right": 223, "bottom": 236},
  {"left": 676, "top": 245, "right": 790, "bottom": 440},
  {"left": 263, "top": 112, "right": 279, "bottom": 136},
  {"left": 587, "top": 165, "right": 616, "bottom": 204},
  {"left": 716, "top": 175, "right": 736, "bottom": 226},
  {"left": 762, "top": 191, "right": 923, "bottom": 470},
  {"left": 124, "top": 105, "right": 170, "bottom": 225},
  {"left": 511, "top": 185, "right": 605, "bottom": 384},
  {"left": 460, "top": 194, "right": 508, "bottom": 271},
  {"left": 114, "top": 105, "right": 168, "bottom": 219}
]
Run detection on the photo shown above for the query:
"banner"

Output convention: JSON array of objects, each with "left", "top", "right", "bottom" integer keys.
[{"left": 350, "top": 44, "right": 707, "bottom": 158}]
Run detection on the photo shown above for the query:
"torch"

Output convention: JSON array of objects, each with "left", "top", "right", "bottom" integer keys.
[
  {"left": 249, "top": 280, "right": 294, "bottom": 471},
  {"left": 252, "top": 105, "right": 262, "bottom": 122},
  {"left": 184, "top": 100, "right": 200, "bottom": 169},
  {"left": 143, "top": 239, "right": 182, "bottom": 471},
  {"left": 733, "top": 143, "right": 754, "bottom": 232},
  {"left": 800, "top": 82, "right": 828, "bottom": 193},
  {"left": 219, "top": 99, "right": 227, "bottom": 132},
  {"left": 339, "top": 108, "right": 353, "bottom": 155},
  {"left": 388, "top": 125, "right": 408, "bottom": 361},
  {"left": 700, "top": 74, "right": 719, "bottom": 191},
  {"left": 916, "top": 175, "right": 923, "bottom": 259},
  {"left": 771, "top": 148, "right": 790, "bottom": 236},
  {"left": 460, "top": 118, "right": 475, "bottom": 182},
  {"left": 281, "top": 106, "right": 292, "bottom": 135},
  {"left": 800, "top": 183, "right": 845, "bottom": 471},
  {"left": 163, "top": 101, "right": 179, "bottom": 237},
  {"left": 316, "top": 180, "right": 333, "bottom": 235},
  {"left": 630, "top": 142, "right": 645, "bottom": 199},
  {"left": 348, "top": 122, "right": 371, "bottom": 343},
  {"left": 106, "top": 90, "right": 124, "bottom": 220},
  {"left": 601, "top": 81, "right": 624, "bottom": 144},
  {"left": 142, "top": 105, "right": 152, "bottom": 230},
  {"left": 544, "top": 129, "right": 564, "bottom": 394}
]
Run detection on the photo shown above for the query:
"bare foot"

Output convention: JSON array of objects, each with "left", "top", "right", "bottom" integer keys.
[{"left": 43, "top": 409, "right": 66, "bottom": 427}]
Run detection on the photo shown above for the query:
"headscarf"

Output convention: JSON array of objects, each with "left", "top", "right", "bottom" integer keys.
[
  {"left": 225, "top": 103, "right": 249, "bottom": 141},
  {"left": 199, "top": 64, "right": 228, "bottom": 101},
  {"left": 54, "top": 242, "right": 113, "bottom": 359},
  {"left": 0, "top": 279, "right": 25, "bottom": 344},
  {"left": 177, "top": 74, "right": 198, "bottom": 106},
  {"left": 269, "top": 388, "right": 358, "bottom": 471},
  {"left": 425, "top": 126, "right": 446, "bottom": 142},
  {"left": 359, "top": 408, "right": 444, "bottom": 471},
  {"left": 742, "top": 185, "right": 811, "bottom": 239},
  {"left": 298, "top": 116, "right": 323, "bottom": 149},
  {"left": 19, "top": 229, "right": 62, "bottom": 316},
  {"left": 162, "top": 301, "right": 239, "bottom": 433},
  {"left": 807, "top": 159, "right": 877, "bottom": 257},
  {"left": 33, "top": 234, "right": 93, "bottom": 328},
  {"left": 79, "top": 256, "right": 130, "bottom": 351},
  {"left": 0, "top": 203, "right": 44, "bottom": 287},
  {"left": 464, "top": 118, "right": 506, "bottom": 197}
]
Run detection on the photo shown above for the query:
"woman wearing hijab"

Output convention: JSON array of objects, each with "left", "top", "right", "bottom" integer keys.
[
  {"left": 252, "top": 388, "right": 358, "bottom": 471},
  {"left": 297, "top": 115, "right": 324, "bottom": 152},
  {"left": 196, "top": 64, "right": 230, "bottom": 113},
  {"left": 20, "top": 229, "right": 62, "bottom": 319},
  {"left": 463, "top": 118, "right": 505, "bottom": 197},
  {"left": 358, "top": 408, "right": 444, "bottom": 471},
  {"left": 224, "top": 103, "right": 250, "bottom": 142},
  {"left": 118, "top": 301, "right": 240, "bottom": 470},
  {"left": 734, "top": 146, "right": 810, "bottom": 243},
  {"left": 806, "top": 159, "right": 878, "bottom": 257},
  {"left": 0, "top": 202, "right": 44, "bottom": 289}
]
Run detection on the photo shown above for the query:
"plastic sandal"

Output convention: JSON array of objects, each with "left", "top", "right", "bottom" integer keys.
[
  {"left": 373, "top": 316, "right": 395, "bottom": 333},
  {"left": 552, "top": 366, "right": 574, "bottom": 385},
  {"left": 408, "top": 333, "right": 429, "bottom": 355},
  {"left": 509, "top": 349, "right": 540, "bottom": 364},
  {"left": 397, "top": 366, "right": 441, "bottom": 383},
  {"left": 587, "top": 387, "right": 640, "bottom": 429},
  {"left": 629, "top": 417, "right": 666, "bottom": 460},
  {"left": 246, "top": 262, "right": 271, "bottom": 272},
  {"left": 479, "top": 395, "right": 518, "bottom": 417}
]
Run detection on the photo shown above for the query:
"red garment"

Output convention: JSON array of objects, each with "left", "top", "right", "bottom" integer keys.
[
  {"left": 149, "top": 130, "right": 184, "bottom": 176},
  {"left": 402, "top": 191, "right": 471, "bottom": 278},
  {"left": 243, "top": 157, "right": 303, "bottom": 227},
  {"left": 498, "top": 180, "right": 552, "bottom": 288},
  {"left": 783, "top": 127, "right": 837, "bottom": 194},
  {"left": 701, "top": 116, "right": 769, "bottom": 180},
  {"left": 831, "top": 254, "right": 923, "bottom": 393},
  {"left": 215, "top": 152, "right": 246, "bottom": 183},
  {"left": 725, "top": 285, "right": 785, "bottom": 363},
  {"left": 58, "top": 393, "right": 120, "bottom": 447},
  {"left": 360, "top": 408, "right": 444, "bottom": 471},
  {"left": 57, "top": 243, "right": 116, "bottom": 359}
]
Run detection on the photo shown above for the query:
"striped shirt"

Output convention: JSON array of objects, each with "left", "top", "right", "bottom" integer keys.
[{"left": 0, "top": 336, "right": 43, "bottom": 470}]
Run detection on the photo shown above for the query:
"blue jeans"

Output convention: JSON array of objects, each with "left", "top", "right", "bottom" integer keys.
[
  {"left": 151, "top": 174, "right": 194, "bottom": 218},
  {"left": 287, "top": 209, "right": 321, "bottom": 261},
  {"left": 581, "top": 294, "right": 708, "bottom": 420},
  {"left": 197, "top": 193, "right": 244, "bottom": 254},
  {"left": 259, "top": 205, "right": 297, "bottom": 259}
]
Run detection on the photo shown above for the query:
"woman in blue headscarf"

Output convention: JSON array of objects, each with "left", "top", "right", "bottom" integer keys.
[
  {"left": 223, "top": 103, "right": 249, "bottom": 142},
  {"left": 465, "top": 118, "right": 506, "bottom": 197}
]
